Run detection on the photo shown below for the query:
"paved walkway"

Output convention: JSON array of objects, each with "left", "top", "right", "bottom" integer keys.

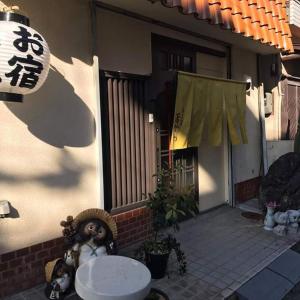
[{"left": 4, "top": 205, "right": 300, "bottom": 300}]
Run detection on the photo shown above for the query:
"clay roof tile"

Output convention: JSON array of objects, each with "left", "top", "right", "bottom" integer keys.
[{"left": 160, "top": 0, "right": 294, "bottom": 52}]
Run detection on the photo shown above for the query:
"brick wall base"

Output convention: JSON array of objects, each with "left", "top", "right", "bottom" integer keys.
[
  {"left": 235, "top": 177, "right": 261, "bottom": 203},
  {"left": 0, "top": 206, "right": 152, "bottom": 298}
]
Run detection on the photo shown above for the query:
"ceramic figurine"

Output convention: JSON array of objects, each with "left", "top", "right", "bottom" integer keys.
[
  {"left": 273, "top": 211, "right": 289, "bottom": 236},
  {"left": 264, "top": 204, "right": 276, "bottom": 231},
  {"left": 64, "top": 249, "right": 78, "bottom": 268},
  {"left": 44, "top": 259, "right": 72, "bottom": 300},
  {"left": 71, "top": 219, "right": 111, "bottom": 266},
  {"left": 61, "top": 209, "right": 118, "bottom": 268},
  {"left": 273, "top": 224, "right": 287, "bottom": 236},
  {"left": 273, "top": 211, "right": 289, "bottom": 224},
  {"left": 44, "top": 209, "right": 118, "bottom": 295},
  {"left": 287, "top": 210, "right": 300, "bottom": 228}
]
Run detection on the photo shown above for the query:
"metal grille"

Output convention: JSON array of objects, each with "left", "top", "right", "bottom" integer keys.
[{"left": 101, "top": 71, "right": 155, "bottom": 212}]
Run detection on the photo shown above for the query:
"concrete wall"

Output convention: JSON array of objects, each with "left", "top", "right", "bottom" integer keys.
[
  {"left": 0, "top": 0, "right": 99, "bottom": 254},
  {"left": 267, "top": 141, "right": 294, "bottom": 167},
  {"left": 231, "top": 47, "right": 261, "bottom": 183}
]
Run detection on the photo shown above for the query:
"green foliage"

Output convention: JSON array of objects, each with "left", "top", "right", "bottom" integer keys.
[
  {"left": 147, "top": 165, "right": 198, "bottom": 236},
  {"left": 136, "top": 164, "right": 198, "bottom": 275}
]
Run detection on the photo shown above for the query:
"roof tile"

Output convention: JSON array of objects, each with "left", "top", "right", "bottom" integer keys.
[{"left": 160, "top": 0, "right": 293, "bottom": 52}]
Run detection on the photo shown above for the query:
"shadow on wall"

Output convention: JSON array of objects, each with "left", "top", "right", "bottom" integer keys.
[
  {"left": 7, "top": 203, "right": 20, "bottom": 218},
  {"left": 0, "top": 149, "right": 92, "bottom": 189},
  {"left": 5, "top": 67, "right": 96, "bottom": 148},
  {"left": 0, "top": 149, "right": 92, "bottom": 252}
]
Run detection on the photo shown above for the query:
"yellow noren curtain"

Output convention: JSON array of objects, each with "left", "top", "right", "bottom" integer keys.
[{"left": 170, "top": 72, "right": 248, "bottom": 150}]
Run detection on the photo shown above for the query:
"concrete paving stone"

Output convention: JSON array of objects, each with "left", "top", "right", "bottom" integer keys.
[
  {"left": 237, "top": 266, "right": 253, "bottom": 274},
  {"left": 237, "top": 275, "right": 250, "bottom": 284},
  {"left": 209, "top": 294, "right": 224, "bottom": 300},
  {"left": 177, "top": 279, "right": 190, "bottom": 288},
  {"left": 203, "top": 275, "right": 218, "bottom": 284},
  {"left": 182, "top": 273, "right": 199, "bottom": 282},
  {"left": 221, "top": 276, "right": 234, "bottom": 285},
  {"left": 22, "top": 292, "right": 46, "bottom": 300},
  {"left": 236, "top": 268, "right": 293, "bottom": 300},
  {"left": 227, "top": 272, "right": 242, "bottom": 281},
  {"left": 199, "top": 266, "right": 213, "bottom": 274},
  {"left": 244, "top": 268, "right": 259, "bottom": 278},
  {"left": 208, "top": 284, "right": 222, "bottom": 294},
  {"left": 211, "top": 271, "right": 225, "bottom": 280},
  {"left": 190, "top": 296, "right": 205, "bottom": 300},
  {"left": 169, "top": 285, "right": 182, "bottom": 293},
  {"left": 180, "top": 290, "right": 196, "bottom": 298},
  {"left": 33, "top": 284, "right": 45, "bottom": 293},
  {"left": 214, "top": 258, "right": 228, "bottom": 266},
  {"left": 216, "top": 267, "right": 231, "bottom": 274},
  {"left": 214, "top": 280, "right": 228, "bottom": 289},
  {"left": 221, "top": 288, "right": 234, "bottom": 298},
  {"left": 3, "top": 295, "right": 24, "bottom": 300},
  {"left": 188, "top": 283, "right": 206, "bottom": 295},
  {"left": 224, "top": 263, "right": 240, "bottom": 271},
  {"left": 250, "top": 263, "right": 265, "bottom": 272},
  {"left": 161, "top": 288, "right": 178, "bottom": 299},
  {"left": 191, "top": 270, "right": 206, "bottom": 279},
  {"left": 267, "top": 249, "right": 300, "bottom": 284},
  {"left": 229, "top": 281, "right": 242, "bottom": 291},
  {"left": 188, "top": 264, "right": 200, "bottom": 272}
]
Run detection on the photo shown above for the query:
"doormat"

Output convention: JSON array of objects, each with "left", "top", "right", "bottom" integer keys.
[{"left": 241, "top": 211, "right": 264, "bottom": 221}]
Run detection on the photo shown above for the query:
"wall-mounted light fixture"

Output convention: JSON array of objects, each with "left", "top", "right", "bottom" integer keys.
[
  {"left": 0, "top": 200, "right": 10, "bottom": 218},
  {"left": 0, "top": 6, "right": 50, "bottom": 102},
  {"left": 243, "top": 74, "right": 252, "bottom": 91}
]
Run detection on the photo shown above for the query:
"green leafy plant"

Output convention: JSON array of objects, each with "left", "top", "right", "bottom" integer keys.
[{"left": 136, "top": 164, "right": 198, "bottom": 275}]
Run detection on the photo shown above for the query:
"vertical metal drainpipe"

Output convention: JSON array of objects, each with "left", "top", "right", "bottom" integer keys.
[
  {"left": 227, "top": 45, "right": 235, "bottom": 207},
  {"left": 257, "top": 54, "right": 268, "bottom": 177}
]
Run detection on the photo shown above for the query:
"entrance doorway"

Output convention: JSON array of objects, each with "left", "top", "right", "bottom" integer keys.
[
  {"left": 151, "top": 35, "right": 231, "bottom": 210},
  {"left": 196, "top": 52, "right": 231, "bottom": 211},
  {"left": 151, "top": 34, "right": 198, "bottom": 193}
]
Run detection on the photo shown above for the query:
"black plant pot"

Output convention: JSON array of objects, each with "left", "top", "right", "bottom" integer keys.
[
  {"left": 145, "top": 288, "right": 170, "bottom": 300},
  {"left": 145, "top": 252, "right": 170, "bottom": 279}
]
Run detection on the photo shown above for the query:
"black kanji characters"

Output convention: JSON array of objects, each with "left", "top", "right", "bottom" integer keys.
[
  {"left": 13, "top": 26, "right": 44, "bottom": 56},
  {"left": 5, "top": 54, "right": 43, "bottom": 89}
]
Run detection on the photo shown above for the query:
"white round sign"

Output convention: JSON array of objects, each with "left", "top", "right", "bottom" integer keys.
[{"left": 0, "top": 20, "right": 50, "bottom": 95}]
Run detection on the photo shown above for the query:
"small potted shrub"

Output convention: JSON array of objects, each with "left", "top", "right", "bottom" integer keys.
[{"left": 136, "top": 166, "right": 199, "bottom": 279}]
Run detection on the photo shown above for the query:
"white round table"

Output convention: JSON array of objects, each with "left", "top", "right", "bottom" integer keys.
[{"left": 75, "top": 256, "right": 151, "bottom": 300}]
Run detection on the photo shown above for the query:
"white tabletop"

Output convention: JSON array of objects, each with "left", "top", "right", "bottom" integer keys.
[{"left": 75, "top": 256, "right": 151, "bottom": 300}]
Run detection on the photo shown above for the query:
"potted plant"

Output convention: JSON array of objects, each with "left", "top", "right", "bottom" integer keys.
[{"left": 136, "top": 165, "right": 199, "bottom": 279}]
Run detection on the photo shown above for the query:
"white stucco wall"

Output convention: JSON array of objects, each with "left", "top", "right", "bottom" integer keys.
[
  {"left": 231, "top": 47, "right": 261, "bottom": 183},
  {"left": 97, "top": 8, "right": 227, "bottom": 75},
  {"left": 267, "top": 141, "right": 294, "bottom": 167},
  {"left": 0, "top": 0, "right": 99, "bottom": 254}
]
